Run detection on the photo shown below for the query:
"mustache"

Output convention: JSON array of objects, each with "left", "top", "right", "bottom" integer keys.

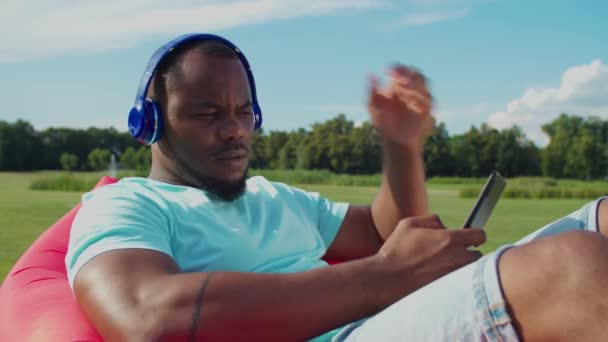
[{"left": 213, "top": 142, "right": 249, "bottom": 156}]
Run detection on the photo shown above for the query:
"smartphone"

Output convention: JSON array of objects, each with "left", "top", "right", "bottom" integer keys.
[{"left": 462, "top": 171, "right": 506, "bottom": 229}]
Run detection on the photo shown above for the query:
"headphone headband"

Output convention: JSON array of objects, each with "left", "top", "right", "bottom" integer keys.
[{"left": 129, "top": 33, "right": 262, "bottom": 145}]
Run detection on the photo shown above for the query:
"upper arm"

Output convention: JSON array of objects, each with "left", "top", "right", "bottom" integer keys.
[
  {"left": 74, "top": 249, "right": 179, "bottom": 341},
  {"left": 324, "top": 205, "right": 384, "bottom": 262},
  {"left": 66, "top": 186, "right": 174, "bottom": 287},
  {"left": 66, "top": 186, "right": 177, "bottom": 339}
]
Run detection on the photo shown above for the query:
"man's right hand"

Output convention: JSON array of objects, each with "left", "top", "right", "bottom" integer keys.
[{"left": 375, "top": 214, "right": 486, "bottom": 295}]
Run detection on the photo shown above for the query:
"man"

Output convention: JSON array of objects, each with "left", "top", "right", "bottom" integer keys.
[{"left": 67, "top": 34, "right": 608, "bottom": 341}]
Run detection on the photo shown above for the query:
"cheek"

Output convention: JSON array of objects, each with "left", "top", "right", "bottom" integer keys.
[{"left": 168, "top": 127, "right": 214, "bottom": 159}]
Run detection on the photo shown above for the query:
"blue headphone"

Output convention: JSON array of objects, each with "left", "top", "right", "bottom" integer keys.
[{"left": 128, "top": 33, "right": 263, "bottom": 145}]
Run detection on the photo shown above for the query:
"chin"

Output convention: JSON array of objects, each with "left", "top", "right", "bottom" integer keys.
[{"left": 197, "top": 168, "right": 249, "bottom": 202}]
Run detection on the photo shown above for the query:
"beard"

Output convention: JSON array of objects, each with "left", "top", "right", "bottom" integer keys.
[
  {"left": 198, "top": 169, "right": 248, "bottom": 202},
  {"left": 178, "top": 160, "right": 248, "bottom": 202}
]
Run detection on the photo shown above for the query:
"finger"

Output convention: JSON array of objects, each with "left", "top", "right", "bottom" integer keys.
[
  {"left": 426, "top": 214, "right": 447, "bottom": 230},
  {"left": 392, "top": 83, "right": 432, "bottom": 101},
  {"left": 389, "top": 66, "right": 428, "bottom": 90},
  {"left": 391, "top": 78, "right": 431, "bottom": 100},
  {"left": 450, "top": 228, "right": 487, "bottom": 247},
  {"left": 394, "top": 89, "right": 433, "bottom": 114},
  {"left": 368, "top": 73, "right": 380, "bottom": 93},
  {"left": 369, "top": 73, "right": 396, "bottom": 104},
  {"left": 391, "top": 92, "right": 432, "bottom": 117},
  {"left": 402, "top": 214, "right": 447, "bottom": 230},
  {"left": 403, "top": 97, "right": 432, "bottom": 116},
  {"left": 368, "top": 74, "right": 389, "bottom": 109}
]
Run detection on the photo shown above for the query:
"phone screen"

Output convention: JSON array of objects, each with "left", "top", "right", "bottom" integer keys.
[{"left": 462, "top": 171, "right": 506, "bottom": 229}]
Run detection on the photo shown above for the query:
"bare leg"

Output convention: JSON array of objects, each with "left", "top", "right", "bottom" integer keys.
[{"left": 499, "top": 230, "right": 608, "bottom": 341}]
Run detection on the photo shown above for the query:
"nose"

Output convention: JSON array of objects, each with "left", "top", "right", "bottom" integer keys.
[{"left": 218, "top": 112, "right": 249, "bottom": 141}]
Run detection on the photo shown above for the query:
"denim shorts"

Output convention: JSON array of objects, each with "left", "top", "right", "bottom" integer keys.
[{"left": 330, "top": 197, "right": 605, "bottom": 342}]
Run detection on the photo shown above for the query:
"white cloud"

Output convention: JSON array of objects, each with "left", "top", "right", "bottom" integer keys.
[
  {"left": 488, "top": 59, "right": 608, "bottom": 146},
  {"left": 0, "top": 0, "right": 385, "bottom": 62},
  {"left": 399, "top": 7, "right": 470, "bottom": 26}
]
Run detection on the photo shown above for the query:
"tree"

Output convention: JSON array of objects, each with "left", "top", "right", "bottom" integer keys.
[
  {"left": 60, "top": 153, "right": 79, "bottom": 173},
  {"left": 263, "top": 131, "right": 289, "bottom": 169},
  {"left": 542, "top": 114, "right": 607, "bottom": 179},
  {"left": 495, "top": 126, "right": 541, "bottom": 177},
  {"left": 278, "top": 129, "right": 308, "bottom": 169},
  {"left": 348, "top": 122, "right": 381, "bottom": 174},
  {"left": 87, "top": 148, "right": 111, "bottom": 171},
  {"left": 451, "top": 127, "right": 483, "bottom": 177},
  {"left": 305, "top": 114, "right": 354, "bottom": 173},
  {"left": 424, "top": 122, "right": 454, "bottom": 177},
  {"left": 0, "top": 120, "right": 42, "bottom": 170},
  {"left": 565, "top": 128, "right": 606, "bottom": 179},
  {"left": 134, "top": 146, "right": 151, "bottom": 176},
  {"left": 249, "top": 129, "right": 267, "bottom": 169},
  {"left": 120, "top": 147, "right": 138, "bottom": 170}
]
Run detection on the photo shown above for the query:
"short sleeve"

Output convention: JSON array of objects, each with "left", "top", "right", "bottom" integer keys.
[
  {"left": 65, "top": 186, "right": 174, "bottom": 288},
  {"left": 263, "top": 178, "right": 349, "bottom": 249},
  {"left": 312, "top": 194, "right": 349, "bottom": 248}
]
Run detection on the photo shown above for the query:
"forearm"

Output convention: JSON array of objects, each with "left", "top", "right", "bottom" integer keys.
[
  {"left": 372, "top": 140, "right": 428, "bottom": 240},
  {"left": 140, "top": 256, "right": 405, "bottom": 341}
]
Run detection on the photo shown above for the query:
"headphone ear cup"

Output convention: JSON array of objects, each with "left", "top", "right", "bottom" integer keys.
[
  {"left": 252, "top": 103, "right": 262, "bottom": 130},
  {"left": 128, "top": 105, "right": 147, "bottom": 140},
  {"left": 142, "top": 98, "right": 164, "bottom": 145}
]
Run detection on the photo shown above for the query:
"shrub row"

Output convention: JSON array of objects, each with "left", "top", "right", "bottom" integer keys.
[
  {"left": 460, "top": 186, "right": 608, "bottom": 199},
  {"left": 29, "top": 174, "right": 100, "bottom": 192},
  {"left": 29, "top": 169, "right": 384, "bottom": 192},
  {"left": 29, "top": 171, "right": 140, "bottom": 192}
]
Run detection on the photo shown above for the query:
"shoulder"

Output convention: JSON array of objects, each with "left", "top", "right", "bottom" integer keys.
[
  {"left": 246, "top": 175, "right": 313, "bottom": 198},
  {"left": 80, "top": 177, "right": 174, "bottom": 208},
  {"left": 74, "top": 177, "right": 176, "bottom": 230}
]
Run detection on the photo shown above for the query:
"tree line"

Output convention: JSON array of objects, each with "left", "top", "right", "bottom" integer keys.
[{"left": 1, "top": 113, "right": 606, "bottom": 179}]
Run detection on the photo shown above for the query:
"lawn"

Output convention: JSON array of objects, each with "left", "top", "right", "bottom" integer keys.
[{"left": 0, "top": 172, "right": 592, "bottom": 282}]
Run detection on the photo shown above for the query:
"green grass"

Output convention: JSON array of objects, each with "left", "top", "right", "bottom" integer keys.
[
  {"left": 459, "top": 176, "right": 608, "bottom": 199},
  {"left": 1, "top": 171, "right": 84, "bottom": 281},
  {"left": 297, "top": 183, "right": 590, "bottom": 253},
  {"left": 0, "top": 172, "right": 593, "bottom": 282}
]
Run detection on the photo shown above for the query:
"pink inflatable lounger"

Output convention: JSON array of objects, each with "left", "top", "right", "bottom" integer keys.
[{"left": 0, "top": 176, "right": 341, "bottom": 341}]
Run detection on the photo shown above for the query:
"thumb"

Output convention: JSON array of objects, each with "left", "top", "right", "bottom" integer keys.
[{"left": 402, "top": 214, "right": 446, "bottom": 230}]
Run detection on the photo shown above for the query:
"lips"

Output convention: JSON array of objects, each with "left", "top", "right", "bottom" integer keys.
[{"left": 215, "top": 148, "right": 248, "bottom": 160}]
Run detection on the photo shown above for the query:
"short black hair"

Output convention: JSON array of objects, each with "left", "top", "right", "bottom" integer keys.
[{"left": 147, "top": 40, "right": 239, "bottom": 104}]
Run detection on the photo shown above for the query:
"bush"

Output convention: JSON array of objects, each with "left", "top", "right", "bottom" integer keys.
[
  {"left": 250, "top": 169, "right": 381, "bottom": 187},
  {"left": 60, "top": 153, "right": 79, "bottom": 172},
  {"left": 427, "top": 177, "right": 485, "bottom": 185},
  {"left": 503, "top": 188, "right": 533, "bottom": 199},
  {"left": 30, "top": 174, "right": 97, "bottom": 192},
  {"left": 29, "top": 170, "right": 140, "bottom": 192},
  {"left": 461, "top": 185, "right": 608, "bottom": 199},
  {"left": 29, "top": 169, "right": 382, "bottom": 192},
  {"left": 459, "top": 187, "right": 482, "bottom": 198}
]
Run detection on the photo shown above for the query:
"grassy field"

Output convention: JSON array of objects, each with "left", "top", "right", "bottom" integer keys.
[{"left": 0, "top": 171, "right": 592, "bottom": 282}]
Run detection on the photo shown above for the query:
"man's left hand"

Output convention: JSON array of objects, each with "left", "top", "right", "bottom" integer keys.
[{"left": 368, "top": 64, "right": 435, "bottom": 148}]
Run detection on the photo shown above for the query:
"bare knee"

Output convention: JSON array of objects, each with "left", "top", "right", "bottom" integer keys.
[{"left": 498, "top": 231, "right": 608, "bottom": 341}]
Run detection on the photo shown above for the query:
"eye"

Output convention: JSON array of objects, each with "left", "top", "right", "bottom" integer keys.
[{"left": 194, "top": 112, "right": 217, "bottom": 118}]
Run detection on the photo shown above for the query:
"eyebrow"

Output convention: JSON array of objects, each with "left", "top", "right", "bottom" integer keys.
[{"left": 192, "top": 101, "right": 252, "bottom": 109}]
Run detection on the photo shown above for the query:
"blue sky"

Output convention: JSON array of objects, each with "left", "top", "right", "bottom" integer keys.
[{"left": 1, "top": 0, "right": 606, "bottom": 146}]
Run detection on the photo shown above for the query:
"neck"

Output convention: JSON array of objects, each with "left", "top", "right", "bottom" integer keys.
[{"left": 148, "top": 153, "right": 192, "bottom": 187}]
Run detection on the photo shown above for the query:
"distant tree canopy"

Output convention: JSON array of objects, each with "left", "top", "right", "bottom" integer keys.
[
  {"left": 0, "top": 113, "right": 607, "bottom": 179},
  {"left": 59, "top": 152, "right": 78, "bottom": 172},
  {"left": 0, "top": 120, "right": 140, "bottom": 171}
]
